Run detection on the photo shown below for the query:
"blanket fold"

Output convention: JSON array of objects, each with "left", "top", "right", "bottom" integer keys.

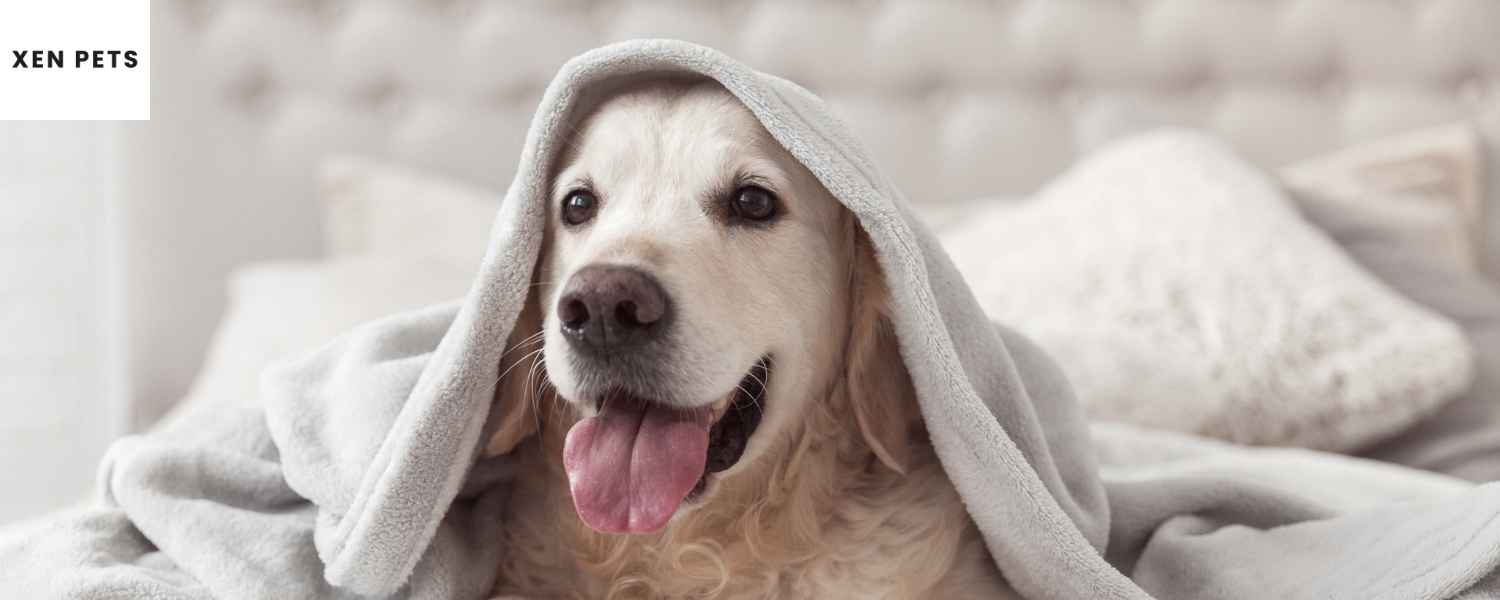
[{"left": 3, "top": 39, "right": 1499, "bottom": 600}]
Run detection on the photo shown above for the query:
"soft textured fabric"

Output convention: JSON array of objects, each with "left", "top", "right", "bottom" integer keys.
[
  {"left": 1281, "top": 123, "right": 1488, "bottom": 277},
  {"left": 1275, "top": 123, "right": 1500, "bottom": 481},
  {"left": 1478, "top": 105, "right": 1500, "bottom": 280},
  {"left": 6, "top": 40, "right": 1500, "bottom": 600},
  {"left": 942, "top": 131, "right": 1473, "bottom": 452},
  {"left": 1293, "top": 187, "right": 1500, "bottom": 481},
  {"left": 1077, "top": 106, "right": 1491, "bottom": 282},
  {"left": 152, "top": 256, "right": 474, "bottom": 435}
]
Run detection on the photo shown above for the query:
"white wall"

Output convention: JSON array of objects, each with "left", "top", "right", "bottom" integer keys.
[{"left": 0, "top": 122, "right": 121, "bottom": 523}]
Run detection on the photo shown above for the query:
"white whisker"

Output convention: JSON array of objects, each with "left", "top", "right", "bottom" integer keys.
[{"left": 497, "top": 347, "right": 546, "bottom": 383}]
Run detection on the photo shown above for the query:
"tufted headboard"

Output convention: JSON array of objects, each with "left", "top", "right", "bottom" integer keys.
[{"left": 121, "top": 0, "right": 1500, "bottom": 427}]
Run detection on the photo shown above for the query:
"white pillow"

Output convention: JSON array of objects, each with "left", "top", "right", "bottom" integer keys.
[
  {"left": 942, "top": 131, "right": 1474, "bottom": 451},
  {"left": 153, "top": 256, "right": 473, "bottom": 432},
  {"left": 319, "top": 156, "right": 500, "bottom": 267},
  {"left": 1078, "top": 100, "right": 1497, "bottom": 282}
]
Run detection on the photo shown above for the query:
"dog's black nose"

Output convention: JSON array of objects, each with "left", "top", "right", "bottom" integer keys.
[{"left": 557, "top": 265, "right": 671, "bottom": 351}]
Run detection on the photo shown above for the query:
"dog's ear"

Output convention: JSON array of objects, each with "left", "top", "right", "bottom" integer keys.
[
  {"left": 483, "top": 293, "right": 544, "bottom": 457},
  {"left": 842, "top": 229, "right": 918, "bottom": 475}
]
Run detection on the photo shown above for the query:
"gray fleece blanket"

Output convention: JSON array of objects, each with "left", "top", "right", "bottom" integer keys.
[{"left": 4, "top": 40, "right": 1500, "bottom": 600}]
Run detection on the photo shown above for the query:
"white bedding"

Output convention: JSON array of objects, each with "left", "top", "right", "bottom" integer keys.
[{"left": 942, "top": 131, "right": 1473, "bottom": 452}]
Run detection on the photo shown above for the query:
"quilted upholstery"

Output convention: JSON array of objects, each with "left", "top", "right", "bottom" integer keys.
[{"left": 122, "top": 0, "right": 1500, "bottom": 426}]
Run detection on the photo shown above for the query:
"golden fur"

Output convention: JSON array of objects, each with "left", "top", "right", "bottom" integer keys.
[{"left": 484, "top": 81, "right": 1016, "bottom": 600}]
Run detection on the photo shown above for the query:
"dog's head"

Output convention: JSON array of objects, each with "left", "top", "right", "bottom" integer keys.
[{"left": 487, "top": 79, "right": 915, "bottom": 534}]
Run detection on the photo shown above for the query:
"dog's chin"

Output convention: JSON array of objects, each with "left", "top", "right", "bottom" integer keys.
[{"left": 560, "top": 357, "right": 770, "bottom": 534}]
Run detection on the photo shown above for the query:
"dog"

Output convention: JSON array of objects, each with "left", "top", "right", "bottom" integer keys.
[{"left": 483, "top": 79, "right": 1016, "bottom": 600}]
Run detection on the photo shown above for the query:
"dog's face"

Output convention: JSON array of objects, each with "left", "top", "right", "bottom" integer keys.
[{"left": 533, "top": 81, "right": 861, "bottom": 534}]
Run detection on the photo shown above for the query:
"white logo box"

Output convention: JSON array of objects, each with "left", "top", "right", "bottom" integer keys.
[{"left": 0, "top": 0, "right": 149, "bottom": 120}]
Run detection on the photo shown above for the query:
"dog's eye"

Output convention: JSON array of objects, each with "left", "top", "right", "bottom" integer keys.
[
  {"left": 561, "top": 190, "right": 597, "bottom": 226},
  {"left": 731, "top": 186, "right": 778, "bottom": 222}
]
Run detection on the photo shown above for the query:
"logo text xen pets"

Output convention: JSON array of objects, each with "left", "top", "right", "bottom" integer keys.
[{"left": 11, "top": 50, "right": 139, "bottom": 69}]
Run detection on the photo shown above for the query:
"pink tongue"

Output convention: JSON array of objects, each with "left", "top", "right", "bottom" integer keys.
[{"left": 563, "top": 401, "right": 710, "bottom": 533}]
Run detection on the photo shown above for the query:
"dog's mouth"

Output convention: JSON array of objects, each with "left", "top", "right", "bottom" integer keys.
[{"left": 562, "top": 358, "right": 769, "bottom": 534}]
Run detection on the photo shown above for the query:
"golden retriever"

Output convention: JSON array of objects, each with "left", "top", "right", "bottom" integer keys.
[{"left": 484, "top": 79, "right": 1016, "bottom": 600}]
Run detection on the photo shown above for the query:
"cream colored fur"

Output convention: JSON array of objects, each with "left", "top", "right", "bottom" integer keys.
[{"left": 485, "top": 81, "right": 1015, "bottom": 599}]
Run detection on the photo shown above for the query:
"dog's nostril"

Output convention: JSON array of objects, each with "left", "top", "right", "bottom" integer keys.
[
  {"left": 615, "top": 301, "right": 641, "bottom": 327},
  {"left": 630, "top": 294, "right": 665, "bottom": 326},
  {"left": 559, "top": 297, "right": 590, "bottom": 330}
]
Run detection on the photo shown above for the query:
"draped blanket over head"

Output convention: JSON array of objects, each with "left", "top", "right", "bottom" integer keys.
[{"left": 4, "top": 40, "right": 1500, "bottom": 600}]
